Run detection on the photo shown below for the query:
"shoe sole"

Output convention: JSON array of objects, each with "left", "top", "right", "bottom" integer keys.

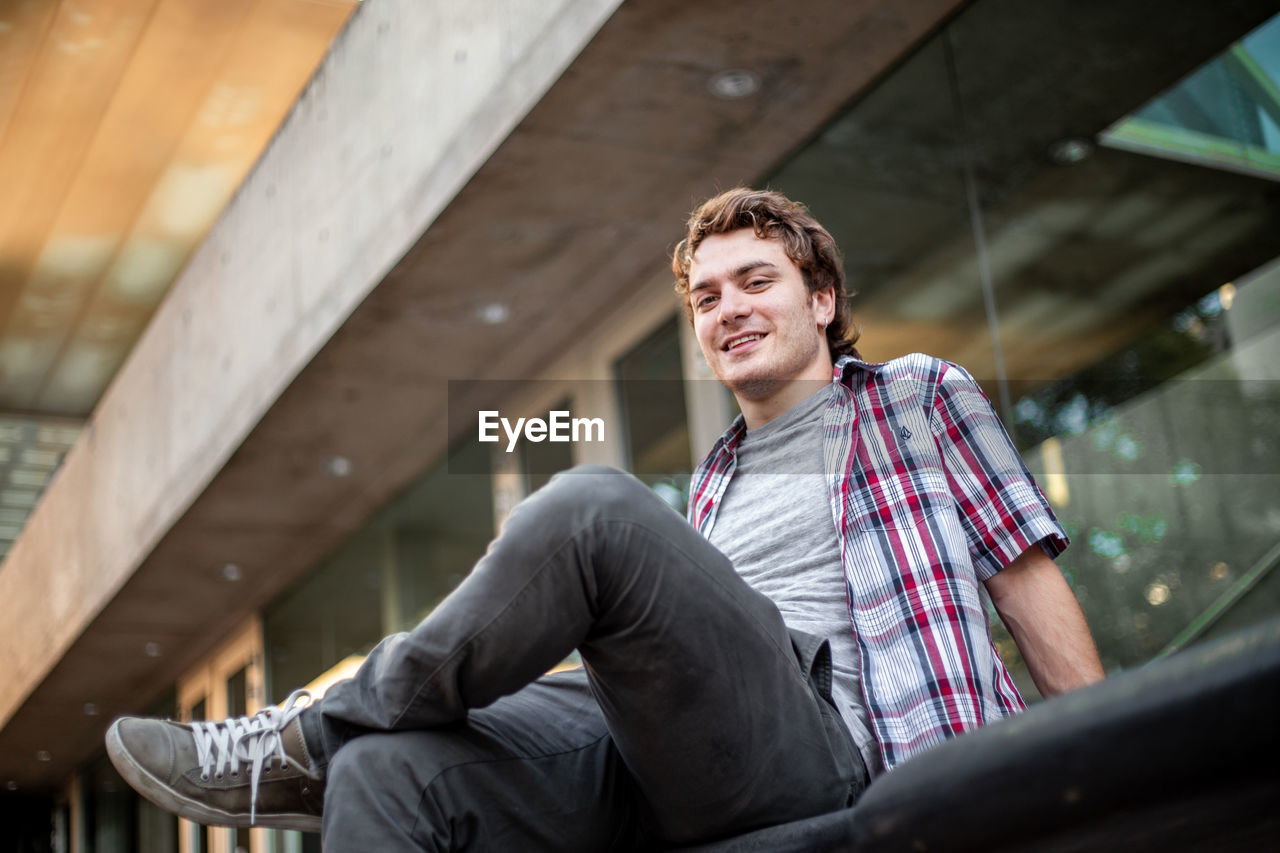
[{"left": 105, "top": 719, "right": 322, "bottom": 834}]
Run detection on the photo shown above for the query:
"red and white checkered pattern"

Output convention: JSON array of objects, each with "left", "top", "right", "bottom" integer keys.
[{"left": 689, "top": 353, "right": 1068, "bottom": 770}]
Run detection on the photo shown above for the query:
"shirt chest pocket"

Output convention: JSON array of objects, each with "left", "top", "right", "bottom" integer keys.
[{"left": 846, "top": 402, "right": 953, "bottom": 532}]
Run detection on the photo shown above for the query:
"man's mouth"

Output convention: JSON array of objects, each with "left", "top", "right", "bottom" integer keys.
[{"left": 723, "top": 333, "right": 766, "bottom": 352}]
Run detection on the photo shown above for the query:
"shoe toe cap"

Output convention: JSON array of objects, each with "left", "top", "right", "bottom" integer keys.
[{"left": 109, "top": 717, "right": 180, "bottom": 781}]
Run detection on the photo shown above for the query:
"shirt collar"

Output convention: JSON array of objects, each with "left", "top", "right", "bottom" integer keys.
[
  {"left": 833, "top": 354, "right": 888, "bottom": 387},
  {"left": 705, "top": 355, "right": 887, "bottom": 461},
  {"left": 716, "top": 414, "right": 747, "bottom": 457}
]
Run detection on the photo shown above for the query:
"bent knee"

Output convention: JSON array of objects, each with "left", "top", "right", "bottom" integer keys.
[
  {"left": 323, "top": 733, "right": 439, "bottom": 846},
  {"left": 325, "top": 733, "right": 408, "bottom": 798},
  {"left": 326, "top": 729, "right": 490, "bottom": 797},
  {"left": 541, "top": 465, "right": 654, "bottom": 512}
]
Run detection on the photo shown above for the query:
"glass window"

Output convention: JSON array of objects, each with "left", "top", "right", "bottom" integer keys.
[
  {"left": 262, "top": 525, "right": 384, "bottom": 703},
  {"left": 614, "top": 316, "right": 692, "bottom": 511},
  {"left": 1009, "top": 263, "right": 1280, "bottom": 672},
  {"left": 226, "top": 667, "right": 250, "bottom": 853},
  {"left": 0, "top": 792, "right": 55, "bottom": 852},
  {"left": 0, "top": 415, "right": 80, "bottom": 567},
  {"left": 766, "top": 0, "right": 1280, "bottom": 699},
  {"left": 1102, "top": 14, "right": 1280, "bottom": 181},
  {"left": 182, "top": 701, "right": 209, "bottom": 853},
  {"left": 226, "top": 667, "right": 248, "bottom": 717},
  {"left": 522, "top": 398, "right": 576, "bottom": 494},
  {"left": 73, "top": 693, "right": 178, "bottom": 853},
  {"left": 265, "top": 440, "right": 493, "bottom": 701}
]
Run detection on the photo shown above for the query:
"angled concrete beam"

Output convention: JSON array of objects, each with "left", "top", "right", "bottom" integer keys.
[{"left": 0, "top": 0, "right": 623, "bottom": 734}]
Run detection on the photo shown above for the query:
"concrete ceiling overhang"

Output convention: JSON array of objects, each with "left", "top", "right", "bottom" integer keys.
[
  {"left": 0, "top": 0, "right": 357, "bottom": 416},
  {"left": 0, "top": 0, "right": 358, "bottom": 562},
  {"left": 0, "top": 0, "right": 971, "bottom": 792}
]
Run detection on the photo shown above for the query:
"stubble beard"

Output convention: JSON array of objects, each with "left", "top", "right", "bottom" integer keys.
[
  {"left": 719, "top": 331, "right": 823, "bottom": 402},
  {"left": 727, "top": 372, "right": 785, "bottom": 403}
]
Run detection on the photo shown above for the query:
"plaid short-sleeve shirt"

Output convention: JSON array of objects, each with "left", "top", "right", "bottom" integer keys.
[{"left": 688, "top": 353, "right": 1069, "bottom": 770}]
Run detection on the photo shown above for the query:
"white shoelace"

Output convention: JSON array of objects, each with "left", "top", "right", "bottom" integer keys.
[{"left": 191, "top": 689, "right": 313, "bottom": 825}]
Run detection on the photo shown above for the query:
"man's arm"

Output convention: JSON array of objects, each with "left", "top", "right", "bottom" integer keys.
[{"left": 984, "top": 543, "right": 1105, "bottom": 697}]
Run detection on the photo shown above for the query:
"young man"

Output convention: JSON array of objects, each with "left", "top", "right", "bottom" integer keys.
[
  {"left": 106, "top": 188, "right": 1103, "bottom": 850},
  {"left": 676, "top": 189, "right": 1103, "bottom": 774}
]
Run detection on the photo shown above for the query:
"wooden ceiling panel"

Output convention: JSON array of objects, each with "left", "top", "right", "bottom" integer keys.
[
  {"left": 0, "top": 0, "right": 355, "bottom": 606},
  {"left": 0, "top": 0, "right": 155, "bottom": 287},
  {"left": 0, "top": 0, "right": 60, "bottom": 147},
  {"left": 0, "top": 0, "right": 356, "bottom": 415},
  {"left": 39, "top": 0, "right": 358, "bottom": 414},
  {"left": 9, "top": 0, "right": 259, "bottom": 412}
]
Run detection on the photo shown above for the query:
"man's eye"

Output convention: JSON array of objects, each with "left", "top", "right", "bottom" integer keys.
[
  {"left": 697, "top": 295, "right": 718, "bottom": 309},
  {"left": 746, "top": 279, "right": 768, "bottom": 288}
]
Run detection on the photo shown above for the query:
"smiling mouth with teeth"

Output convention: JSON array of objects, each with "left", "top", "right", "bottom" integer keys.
[{"left": 725, "top": 333, "right": 765, "bottom": 352}]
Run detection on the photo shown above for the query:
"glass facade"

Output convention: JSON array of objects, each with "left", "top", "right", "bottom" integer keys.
[
  {"left": 264, "top": 440, "right": 494, "bottom": 702},
  {"left": 768, "top": 3, "right": 1280, "bottom": 697},
  {"left": 614, "top": 316, "right": 693, "bottom": 511},
  {"left": 1102, "top": 13, "right": 1280, "bottom": 180},
  {"left": 261, "top": 443, "right": 494, "bottom": 852},
  {"left": 72, "top": 694, "right": 178, "bottom": 853},
  {"left": 0, "top": 416, "right": 80, "bottom": 565},
  {"left": 521, "top": 398, "right": 577, "bottom": 494}
]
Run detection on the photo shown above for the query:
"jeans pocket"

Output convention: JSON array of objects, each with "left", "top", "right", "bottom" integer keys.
[
  {"left": 788, "top": 628, "right": 868, "bottom": 802},
  {"left": 787, "top": 628, "right": 834, "bottom": 702}
]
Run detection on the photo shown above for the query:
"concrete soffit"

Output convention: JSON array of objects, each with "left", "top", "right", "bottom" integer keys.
[
  {"left": 0, "top": 0, "right": 627, "bottom": 787},
  {"left": 0, "top": 0, "right": 964, "bottom": 790}
]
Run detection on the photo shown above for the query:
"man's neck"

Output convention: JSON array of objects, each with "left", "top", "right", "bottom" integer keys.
[{"left": 736, "top": 363, "right": 834, "bottom": 429}]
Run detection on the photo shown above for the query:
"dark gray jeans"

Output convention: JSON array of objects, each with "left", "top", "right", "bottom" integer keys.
[{"left": 304, "top": 466, "right": 866, "bottom": 851}]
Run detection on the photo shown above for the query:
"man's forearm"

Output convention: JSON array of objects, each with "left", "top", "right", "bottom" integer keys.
[{"left": 984, "top": 545, "right": 1105, "bottom": 697}]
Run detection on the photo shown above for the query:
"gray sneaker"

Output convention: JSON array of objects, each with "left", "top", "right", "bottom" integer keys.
[{"left": 106, "top": 689, "right": 324, "bottom": 832}]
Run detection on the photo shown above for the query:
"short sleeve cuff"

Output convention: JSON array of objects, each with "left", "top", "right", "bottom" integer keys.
[{"left": 973, "top": 517, "right": 1070, "bottom": 581}]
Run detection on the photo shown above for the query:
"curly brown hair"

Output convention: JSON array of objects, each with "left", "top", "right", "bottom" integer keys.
[{"left": 671, "top": 188, "right": 861, "bottom": 360}]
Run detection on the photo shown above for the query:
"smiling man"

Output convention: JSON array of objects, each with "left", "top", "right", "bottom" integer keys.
[
  {"left": 689, "top": 227, "right": 838, "bottom": 421},
  {"left": 675, "top": 188, "right": 1104, "bottom": 776},
  {"left": 106, "top": 188, "right": 1102, "bottom": 852}
]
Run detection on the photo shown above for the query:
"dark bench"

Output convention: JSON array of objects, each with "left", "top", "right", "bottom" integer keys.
[{"left": 676, "top": 617, "right": 1280, "bottom": 852}]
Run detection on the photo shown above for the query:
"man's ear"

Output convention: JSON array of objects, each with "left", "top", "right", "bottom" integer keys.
[{"left": 812, "top": 286, "right": 836, "bottom": 325}]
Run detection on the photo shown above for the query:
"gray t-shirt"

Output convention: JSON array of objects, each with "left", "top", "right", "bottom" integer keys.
[
  {"left": 708, "top": 384, "right": 882, "bottom": 775},
  {"left": 711, "top": 384, "right": 880, "bottom": 768}
]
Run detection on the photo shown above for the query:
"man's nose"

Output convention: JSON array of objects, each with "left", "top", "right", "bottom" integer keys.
[{"left": 718, "top": 287, "right": 750, "bottom": 323}]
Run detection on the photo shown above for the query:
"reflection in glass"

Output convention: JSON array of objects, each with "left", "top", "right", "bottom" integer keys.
[
  {"left": 764, "top": 0, "right": 1280, "bottom": 700},
  {"left": 615, "top": 316, "right": 693, "bottom": 511},
  {"left": 265, "top": 440, "right": 493, "bottom": 702},
  {"left": 1102, "top": 12, "right": 1280, "bottom": 181},
  {"left": 75, "top": 693, "right": 178, "bottom": 853},
  {"left": 522, "top": 397, "right": 576, "bottom": 494}
]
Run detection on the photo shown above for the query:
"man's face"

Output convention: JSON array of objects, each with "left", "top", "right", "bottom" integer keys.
[{"left": 689, "top": 228, "right": 834, "bottom": 401}]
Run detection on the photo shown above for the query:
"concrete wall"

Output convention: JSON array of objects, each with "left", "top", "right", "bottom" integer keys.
[{"left": 0, "top": 0, "right": 623, "bottom": 734}]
